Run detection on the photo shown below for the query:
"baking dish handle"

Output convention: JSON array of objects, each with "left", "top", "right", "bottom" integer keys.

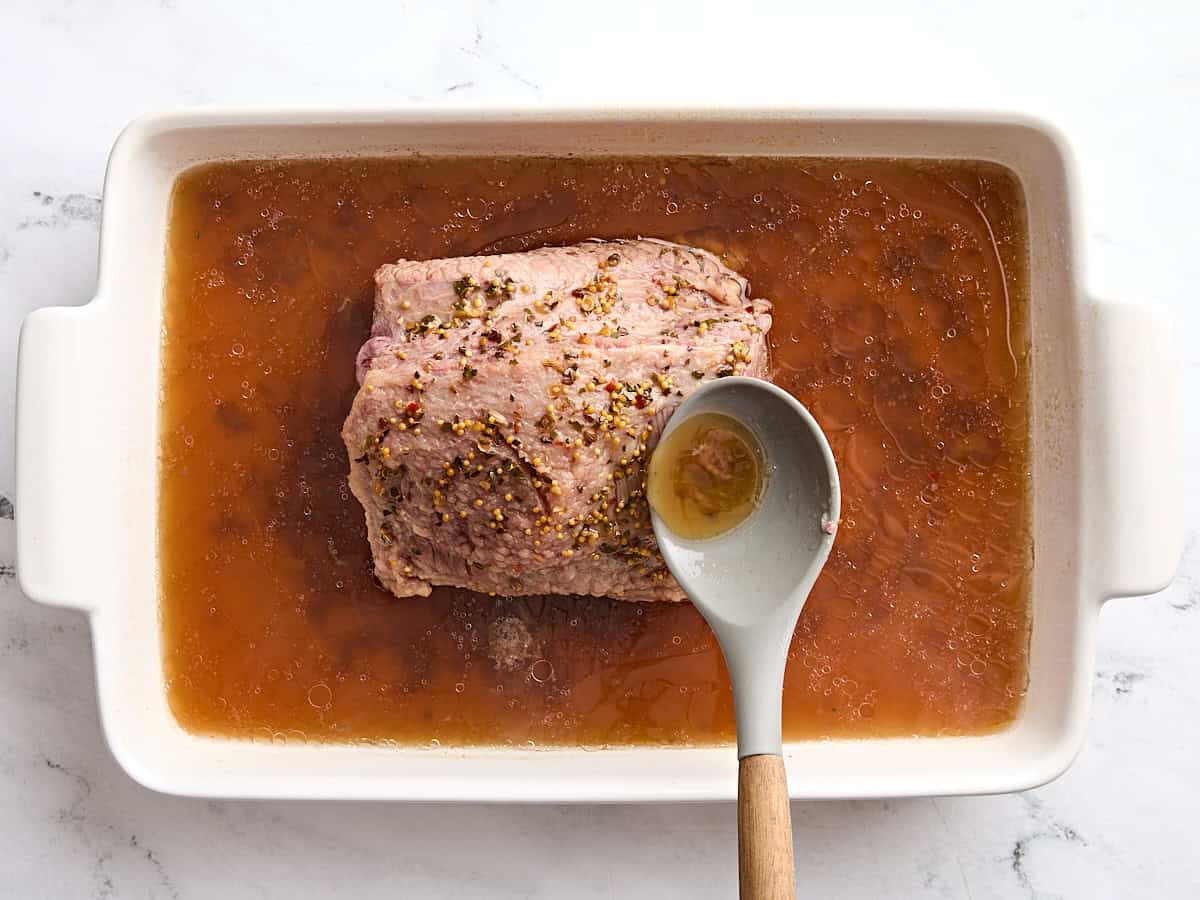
[
  {"left": 16, "top": 305, "right": 104, "bottom": 613},
  {"left": 1087, "top": 300, "right": 1184, "bottom": 600}
]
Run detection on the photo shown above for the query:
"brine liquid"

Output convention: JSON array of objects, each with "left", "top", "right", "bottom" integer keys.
[
  {"left": 647, "top": 413, "right": 765, "bottom": 541},
  {"left": 160, "top": 156, "right": 1031, "bottom": 746}
]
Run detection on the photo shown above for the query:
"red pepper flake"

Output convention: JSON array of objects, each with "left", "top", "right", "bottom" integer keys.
[
  {"left": 745, "top": 306, "right": 754, "bottom": 313},
  {"left": 605, "top": 379, "right": 618, "bottom": 393},
  {"left": 634, "top": 395, "right": 648, "bottom": 409},
  {"left": 406, "top": 402, "right": 422, "bottom": 415}
]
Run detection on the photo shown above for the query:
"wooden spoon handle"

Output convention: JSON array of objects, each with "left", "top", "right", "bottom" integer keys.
[{"left": 738, "top": 754, "right": 796, "bottom": 899}]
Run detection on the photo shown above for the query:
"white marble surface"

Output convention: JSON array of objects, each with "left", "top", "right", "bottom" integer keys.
[{"left": 2, "top": 1, "right": 1198, "bottom": 897}]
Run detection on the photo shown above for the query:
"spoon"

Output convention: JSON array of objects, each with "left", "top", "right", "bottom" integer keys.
[{"left": 648, "top": 376, "right": 840, "bottom": 900}]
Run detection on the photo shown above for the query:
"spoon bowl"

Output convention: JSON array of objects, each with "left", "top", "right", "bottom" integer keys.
[
  {"left": 649, "top": 376, "right": 840, "bottom": 899},
  {"left": 651, "top": 377, "right": 840, "bottom": 630}
]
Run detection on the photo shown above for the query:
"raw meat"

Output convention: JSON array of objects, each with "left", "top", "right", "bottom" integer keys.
[{"left": 343, "top": 239, "right": 772, "bottom": 601}]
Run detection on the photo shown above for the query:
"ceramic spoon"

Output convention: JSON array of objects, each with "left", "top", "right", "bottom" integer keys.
[{"left": 649, "top": 376, "right": 840, "bottom": 900}]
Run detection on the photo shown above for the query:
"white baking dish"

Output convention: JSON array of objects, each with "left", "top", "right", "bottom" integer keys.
[{"left": 16, "top": 108, "right": 1182, "bottom": 802}]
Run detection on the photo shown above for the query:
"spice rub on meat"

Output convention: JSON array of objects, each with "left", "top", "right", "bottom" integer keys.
[{"left": 343, "top": 239, "right": 772, "bottom": 601}]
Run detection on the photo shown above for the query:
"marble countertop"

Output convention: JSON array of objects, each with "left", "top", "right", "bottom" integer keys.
[{"left": 2, "top": 1, "right": 1197, "bottom": 897}]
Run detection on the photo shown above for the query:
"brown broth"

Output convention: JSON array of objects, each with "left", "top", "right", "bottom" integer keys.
[
  {"left": 160, "top": 156, "right": 1031, "bottom": 746},
  {"left": 647, "top": 412, "right": 765, "bottom": 541}
]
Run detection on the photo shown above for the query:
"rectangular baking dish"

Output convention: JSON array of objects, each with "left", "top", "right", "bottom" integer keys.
[{"left": 15, "top": 108, "right": 1182, "bottom": 801}]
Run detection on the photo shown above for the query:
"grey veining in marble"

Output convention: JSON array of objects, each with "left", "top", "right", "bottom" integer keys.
[{"left": 1, "top": 1, "right": 1198, "bottom": 897}]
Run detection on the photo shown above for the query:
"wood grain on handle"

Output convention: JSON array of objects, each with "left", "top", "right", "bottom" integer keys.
[{"left": 738, "top": 754, "right": 796, "bottom": 899}]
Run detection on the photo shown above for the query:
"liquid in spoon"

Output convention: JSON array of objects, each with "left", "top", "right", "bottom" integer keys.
[{"left": 648, "top": 412, "right": 765, "bottom": 540}]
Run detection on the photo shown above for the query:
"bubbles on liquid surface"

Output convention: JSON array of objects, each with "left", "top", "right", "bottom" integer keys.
[
  {"left": 307, "top": 683, "right": 332, "bottom": 709},
  {"left": 530, "top": 659, "right": 554, "bottom": 684}
]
